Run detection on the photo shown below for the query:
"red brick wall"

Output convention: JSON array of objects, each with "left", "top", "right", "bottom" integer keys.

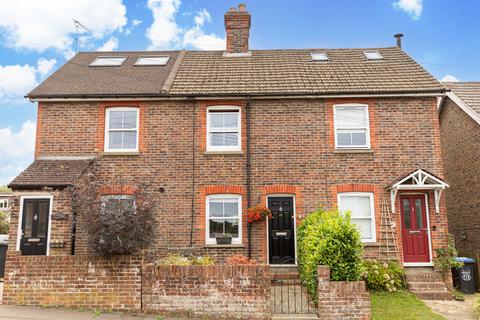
[
  {"left": 440, "top": 97, "right": 480, "bottom": 257},
  {"left": 142, "top": 265, "right": 271, "bottom": 319},
  {"left": 20, "top": 97, "right": 448, "bottom": 264},
  {"left": 317, "top": 266, "right": 371, "bottom": 320},
  {"left": 2, "top": 252, "right": 142, "bottom": 310}
]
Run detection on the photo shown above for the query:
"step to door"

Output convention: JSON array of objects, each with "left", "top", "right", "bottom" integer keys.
[
  {"left": 271, "top": 314, "right": 319, "bottom": 320},
  {"left": 404, "top": 267, "right": 451, "bottom": 300}
]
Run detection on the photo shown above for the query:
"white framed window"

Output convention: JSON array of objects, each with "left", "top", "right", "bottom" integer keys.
[
  {"left": 104, "top": 107, "right": 139, "bottom": 152},
  {"left": 311, "top": 52, "right": 328, "bottom": 61},
  {"left": 206, "top": 106, "right": 241, "bottom": 152},
  {"left": 135, "top": 56, "right": 170, "bottom": 66},
  {"left": 338, "top": 192, "right": 376, "bottom": 242},
  {"left": 90, "top": 56, "right": 127, "bottom": 67},
  {"left": 206, "top": 194, "right": 242, "bottom": 244},
  {"left": 101, "top": 195, "right": 136, "bottom": 214},
  {"left": 364, "top": 51, "right": 383, "bottom": 60},
  {"left": 334, "top": 104, "right": 370, "bottom": 149},
  {"left": 0, "top": 199, "right": 8, "bottom": 209}
]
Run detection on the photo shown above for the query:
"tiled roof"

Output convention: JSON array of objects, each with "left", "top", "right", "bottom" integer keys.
[
  {"left": 446, "top": 82, "right": 480, "bottom": 116},
  {"left": 169, "top": 47, "right": 444, "bottom": 96},
  {"left": 8, "top": 159, "right": 93, "bottom": 189},
  {"left": 26, "top": 47, "right": 443, "bottom": 98},
  {"left": 27, "top": 51, "right": 182, "bottom": 98}
]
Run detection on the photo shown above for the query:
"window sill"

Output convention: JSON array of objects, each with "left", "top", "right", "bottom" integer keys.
[
  {"left": 334, "top": 149, "right": 373, "bottom": 154},
  {"left": 204, "top": 150, "right": 243, "bottom": 155},
  {"left": 203, "top": 244, "right": 245, "bottom": 248},
  {"left": 102, "top": 151, "right": 140, "bottom": 156}
]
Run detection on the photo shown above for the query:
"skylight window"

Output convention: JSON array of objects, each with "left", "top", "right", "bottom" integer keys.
[
  {"left": 90, "top": 56, "right": 126, "bottom": 67},
  {"left": 311, "top": 52, "right": 329, "bottom": 61},
  {"left": 364, "top": 51, "right": 383, "bottom": 60},
  {"left": 135, "top": 56, "right": 170, "bottom": 66}
]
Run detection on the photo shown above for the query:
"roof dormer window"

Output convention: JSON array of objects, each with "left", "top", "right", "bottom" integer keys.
[
  {"left": 135, "top": 56, "right": 170, "bottom": 66},
  {"left": 90, "top": 56, "right": 126, "bottom": 67},
  {"left": 311, "top": 52, "right": 329, "bottom": 61},
  {"left": 364, "top": 51, "right": 383, "bottom": 60}
]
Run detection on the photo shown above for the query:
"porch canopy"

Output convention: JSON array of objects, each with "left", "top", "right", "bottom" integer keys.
[{"left": 387, "top": 169, "right": 449, "bottom": 214}]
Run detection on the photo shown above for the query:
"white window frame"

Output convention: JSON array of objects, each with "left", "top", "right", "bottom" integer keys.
[
  {"left": 135, "top": 56, "right": 170, "bottom": 66},
  {"left": 337, "top": 192, "right": 376, "bottom": 243},
  {"left": 104, "top": 107, "right": 140, "bottom": 152},
  {"left": 333, "top": 103, "right": 371, "bottom": 149},
  {"left": 90, "top": 56, "right": 127, "bottom": 67},
  {"left": 205, "top": 194, "right": 242, "bottom": 245},
  {"left": 311, "top": 52, "right": 329, "bottom": 61},
  {"left": 206, "top": 106, "right": 241, "bottom": 152},
  {"left": 0, "top": 199, "right": 7, "bottom": 209},
  {"left": 364, "top": 51, "right": 383, "bottom": 60}
]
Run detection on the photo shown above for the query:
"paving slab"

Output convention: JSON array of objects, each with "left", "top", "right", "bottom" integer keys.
[{"left": 423, "top": 294, "right": 479, "bottom": 320}]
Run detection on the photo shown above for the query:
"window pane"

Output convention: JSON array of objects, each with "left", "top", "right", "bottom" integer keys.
[
  {"left": 209, "top": 219, "right": 224, "bottom": 237},
  {"left": 224, "top": 113, "right": 238, "bottom": 129},
  {"left": 402, "top": 199, "right": 411, "bottom": 229},
  {"left": 103, "top": 196, "right": 135, "bottom": 215},
  {"left": 224, "top": 133, "right": 238, "bottom": 146},
  {"left": 336, "top": 107, "right": 367, "bottom": 128},
  {"left": 224, "top": 219, "right": 239, "bottom": 237},
  {"left": 123, "top": 111, "right": 137, "bottom": 129},
  {"left": 37, "top": 201, "right": 49, "bottom": 237},
  {"left": 109, "top": 131, "right": 123, "bottom": 149},
  {"left": 224, "top": 201, "right": 238, "bottom": 217},
  {"left": 415, "top": 199, "right": 423, "bottom": 229},
  {"left": 123, "top": 131, "right": 137, "bottom": 149},
  {"left": 355, "top": 196, "right": 371, "bottom": 218},
  {"left": 351, "top": 131, "right": 367, "bottom": 146},
  {"left": 337, "top": 132, "right": 351, "bottom": 146},
  {"left": 24, "top": 202, "right": 34, "bottom": 237},
  {"left": 109, "top": 111, "right": 123, "bottom": 129},
  {"left": 210, "top": 133, "right": 224, "bottom": 146},
  {"left": 209, "top": 201, "right": 223, "bottom": 217},
  {"left": 210, "top": 113, "right": 223, "bottom": 128},
  {"left": 352, "top": 218, "right": 372, "bottom": 239}
]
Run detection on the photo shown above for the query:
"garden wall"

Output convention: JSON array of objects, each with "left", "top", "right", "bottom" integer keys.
[
  {"left": 2, "top": 252, "right": 142, "bottom": 310},
  {"left": 142, "top": 265, "right": 272, "bottom": 319},
  {"left": 317, "top": 266, "right": 371, "bottom": 320}
]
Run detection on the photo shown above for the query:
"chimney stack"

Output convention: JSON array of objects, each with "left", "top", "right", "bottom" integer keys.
[
  {"left": 224, "top": 4, "right": 251, "bottom": 55},
  {"left": 394, "top": 33, "right": 404, "bottom": 48}
]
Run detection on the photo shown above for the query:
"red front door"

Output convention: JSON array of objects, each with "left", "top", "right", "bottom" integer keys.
[{"left": 400, "top": 195, "right": 430, "bottom": 263}]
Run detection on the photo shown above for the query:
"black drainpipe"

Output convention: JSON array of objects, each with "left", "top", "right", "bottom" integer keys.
[{"left": 246, "top": 97, "right": 252, "bottom": 259}]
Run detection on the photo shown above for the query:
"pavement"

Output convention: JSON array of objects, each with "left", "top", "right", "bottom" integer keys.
[{"left": 423, "top": 294, "right": 479, "bottom": 320}]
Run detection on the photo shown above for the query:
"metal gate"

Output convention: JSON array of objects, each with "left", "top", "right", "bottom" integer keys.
[{"left": 271, "top": 268, "right": 317, "bottom": 315}]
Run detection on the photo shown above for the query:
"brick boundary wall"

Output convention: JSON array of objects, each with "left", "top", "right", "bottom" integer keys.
[
  {"left": 317, "top": 266, "right": 371, "bottom": 320},
  {"left": 142, "top": 265, "right": 272, "bottom": 319},
  {"left": 2, "top": 252, "right": 142, "bottom": 310}
]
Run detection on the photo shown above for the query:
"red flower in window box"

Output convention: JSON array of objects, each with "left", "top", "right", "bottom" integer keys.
[{"left": 247, "top": 205, "right": 272, "bottom": 223}]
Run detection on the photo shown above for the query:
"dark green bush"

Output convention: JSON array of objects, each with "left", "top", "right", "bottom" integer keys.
[
  {"left": 362, "top": 260, "right": 405, "bottom": 292},
  {"left": 297, "top": 208, "right": 364, "bottom": 300}
]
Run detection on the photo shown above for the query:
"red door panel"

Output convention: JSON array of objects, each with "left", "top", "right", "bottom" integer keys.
[{"left": 400, "top": 195, "right": 430, "bottom": 263}]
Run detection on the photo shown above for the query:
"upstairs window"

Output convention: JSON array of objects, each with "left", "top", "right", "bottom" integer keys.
[
  {"left": 364, "top": 51, "right": 383, "bottom": 60},
  {"left": 135, "top": 56, "right": 170, "bottom": 66},
  {"left": 101, "top": 195, "right": 136, "bottom": 216},
  {"left": 206, "top": 107, "right": 241, "bottom": 152},
  {"left": 105, "top": 107, "right": 139, "bottom": 152},
  {"left": 338, "top": 192, "right": 376, "bottom": 242},
  {"left": 0, "top": 199, "right": 8, "bottom": 209},
  {"left": 334, "top": 104, "right": 370, "bottom": 149},
  {"left": 206, "top": 194, "right": 242, "bottom": 244},
  {"left": 90, "top": 56, "right": 126, "bottom": 66},
  {"left": 311, "top": 52, "right": 329, "bottom": 61}
]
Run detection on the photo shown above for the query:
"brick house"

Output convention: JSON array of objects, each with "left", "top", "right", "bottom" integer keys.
[
  {"left": 7, "top": 5, "right": 450, "bottom": 293},
  {"left": 439, "top": 82, "right": 480, "bottom": 258}
]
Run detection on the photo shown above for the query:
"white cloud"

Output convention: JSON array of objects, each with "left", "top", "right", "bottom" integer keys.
[
  {"left": 441, "top": 75, "right": 459, "bottom": 82},
  {"left": 132, "top": 19, "right": 143, "bottom": 26},
  {"left": 97, "top": 37, "right": 119, "bottom": 51},
  {"left": 0, "top": 0, "right": 127, "bottom": 52},
  {"left": 0, "top": 120, "right": 36, "bottom": 185},
  {"left": 0, "top": 58, "right": 57, "bottom": 104},
  {"left": 146, "top": 1, "right": 225, "bottom": 50},
  {"left": 36, "top": 58, "right": 57, "bottom": 78},
  {"left": 393, "top": 0, "right": 423, "bottom": 20}
]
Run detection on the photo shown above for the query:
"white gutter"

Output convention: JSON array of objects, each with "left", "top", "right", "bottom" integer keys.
[
  {"left": 444, "top": 92, "right": 480, "bottom": 126},
  {"left": 30, "top": 92, "right": 444, "bottom": 102}
]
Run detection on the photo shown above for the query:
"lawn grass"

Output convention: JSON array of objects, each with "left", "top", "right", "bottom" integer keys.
[{"left": 372, "top": 290, "right": 446, "bottom": 320}]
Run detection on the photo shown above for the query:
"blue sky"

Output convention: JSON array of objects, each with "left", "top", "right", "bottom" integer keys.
[{"left": 0, "top": 0, "right": 479, "bottom": 185}]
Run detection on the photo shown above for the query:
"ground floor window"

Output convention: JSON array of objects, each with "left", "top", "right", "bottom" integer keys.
[
  {"left": 337, "top": 192, "right": 376, "bottom": 242},
  {"left": 101, "top": 195, "right": 136, "bottom": 214},
  {"left": 206, "top": 194, "right": 242, "bottom": 244}
]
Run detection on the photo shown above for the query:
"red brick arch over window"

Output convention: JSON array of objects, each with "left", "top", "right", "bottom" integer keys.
[
  {"left": 332, "top": 183, "right": 381, "bottom": 243},
  {"left": 196, "top": 186, "right": 246, "bottom": 246},
  {"left": 99, "top": 185, "right": 137, "bottom": 195}
]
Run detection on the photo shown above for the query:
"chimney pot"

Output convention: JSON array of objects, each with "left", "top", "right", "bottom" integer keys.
[
  {"left": 224, "top": 4, "right": 251, "bottom": 54},
  {"left": 394, "top": 33, "right": 404, "bottom": 48}
]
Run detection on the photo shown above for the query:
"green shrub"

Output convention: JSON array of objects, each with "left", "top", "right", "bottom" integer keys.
[
  {"left": 156, "top": 253, "right": 215, "bottom": 266},
  {"left": 362, "top": 260, "right": 405, "bottom": 292},
  {"left": 297, "top": 208, "right": 364, "bottom": 300},
  {"left": 0, "top": 211, "right": 8, "bottom": 234},
  {"left": 433, "top": 233, "right": 463, "bottom": 272}
]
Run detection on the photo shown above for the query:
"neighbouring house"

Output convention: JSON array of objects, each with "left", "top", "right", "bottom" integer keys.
[
  {"left": 0, "top": 187, "right": 12, "bottom": 228},
  {"left": 439, "top": 82, "right": 480, "bottom": 259},
  {"left": 4, "top": 4, "right": 453, "bottom": 311}
]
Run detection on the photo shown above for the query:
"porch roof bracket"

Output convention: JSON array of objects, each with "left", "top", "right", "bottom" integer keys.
[{"left": 388, "top": 169, "right": 449, "bottom": 214}]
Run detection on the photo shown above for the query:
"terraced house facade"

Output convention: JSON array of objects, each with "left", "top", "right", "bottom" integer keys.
[{"left": 8, "top": 5, "right": 449, "bottom": 277}]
